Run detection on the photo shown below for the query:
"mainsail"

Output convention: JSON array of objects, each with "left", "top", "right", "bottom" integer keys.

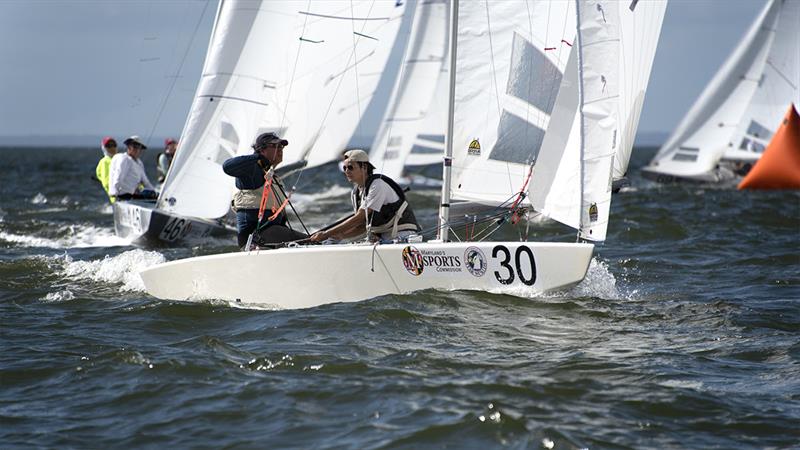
[
  {"left": 644, "top": 0, "right": 800, "bottom": 181},
  {"left": 159, "top": 0, "right": 409, "bottom": 219},
  {"left": 369, "top": 0, "right": 449, "bottom": 180}
]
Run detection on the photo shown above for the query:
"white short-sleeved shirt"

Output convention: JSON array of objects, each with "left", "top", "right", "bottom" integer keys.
[
  {"left": 359, "top": 179, "right": 399, "bottom": 212},
  {"left": 109, "top": 153, "right": 155, "bottom": 196}
]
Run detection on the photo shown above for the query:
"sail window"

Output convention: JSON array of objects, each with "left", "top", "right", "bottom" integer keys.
[
  {"left": 417, "top": 134, "right": 445, "bottom": 143},
  {"left": 506, "top": 32, "right": 562, "bottom": 115},
  {"left": 409, "top": 144, "right": 441, "bottom": 154},
  {"left": 489, "top": 111, "right": 545, "bottom": 165},
  {"left": 746, "top": 120, "right": 773, "bottom": 141},
  {"left": 220, "top": 121, "right": 239, "bottom": 147},
  {"left": 672, "top": 146, "right": 699, "bottom": 162}
]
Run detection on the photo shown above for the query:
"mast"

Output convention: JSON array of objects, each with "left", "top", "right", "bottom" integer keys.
[{"left": 437, "top": 0, "right": 458, "bottom": 242}]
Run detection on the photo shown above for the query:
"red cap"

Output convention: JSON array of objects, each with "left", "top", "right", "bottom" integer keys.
[
  {"left": 164, "top": 138, "right": 177, "bottom": 146},
  {"left": 102, "top": 136, "right": 116, "bottom": 147}
]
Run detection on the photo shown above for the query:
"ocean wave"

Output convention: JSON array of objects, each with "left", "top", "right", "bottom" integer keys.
[
  {"left": 0, "top": 224, "right": 129, "bottom": 249},
  {"left": 59, "top": 249, "right": 166, "bottom": 292}
]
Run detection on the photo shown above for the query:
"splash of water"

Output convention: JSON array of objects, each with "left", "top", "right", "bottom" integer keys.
[
  {"left": 60, "top": 249, "right": 166, "bottom": 292},
  {"left": 0, "top": 224, "right": 129, "bottom": 249}
]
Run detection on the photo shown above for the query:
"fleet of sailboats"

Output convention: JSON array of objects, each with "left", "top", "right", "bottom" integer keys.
[
  {"left": 642, "top": 0, "right": 799, "bottom": 184},
  {"left": 114, "top": 0, "right": 414, "bottom": 245},
  {"left": 139, "top": 0, "right": 668, "bottom": 309}
]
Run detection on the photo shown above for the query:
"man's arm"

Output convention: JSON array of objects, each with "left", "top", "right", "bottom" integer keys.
[
  {"left": 223, "top": 154, "right": 266, "bottom": 177},
  {"left": 310, "top": 209, "right": 367, "bottom": 241}
]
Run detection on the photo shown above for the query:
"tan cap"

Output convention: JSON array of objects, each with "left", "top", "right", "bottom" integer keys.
[{"left": 344, "top": 149, "right": 373, "bottom": 166}]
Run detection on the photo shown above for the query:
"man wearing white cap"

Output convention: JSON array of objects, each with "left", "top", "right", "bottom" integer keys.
[
  {"left": 310, "top": 149, "right": 420, "bottom": 243},
  {"left": 108, "top": 135, "right": 157, "bottom": 200}
]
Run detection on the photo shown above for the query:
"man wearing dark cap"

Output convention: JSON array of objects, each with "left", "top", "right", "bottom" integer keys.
[
  {"left": 222, "top": 132, "right": 308, "bottom": 249},
  {"left": 310, "top": 149, "right": 420, "bottom": 243},
  {"left": 108, "top": 135, "right": 157, "bottom": 200}
]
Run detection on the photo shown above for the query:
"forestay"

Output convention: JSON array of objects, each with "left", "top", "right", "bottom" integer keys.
[
  {"left": 369, "top": 0, "right": 449, "bottom": 180},
  {"left": 159, "top": 0, "right": 409, "bottom": 220}
]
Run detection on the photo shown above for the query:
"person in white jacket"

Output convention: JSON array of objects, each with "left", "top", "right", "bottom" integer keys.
[{"left": 108, "top": 135, "right": 157, "bottom": 200}]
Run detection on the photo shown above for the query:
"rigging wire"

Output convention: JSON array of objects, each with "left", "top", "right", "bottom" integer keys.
[{"left": 145, "top": 1, "right": 211, "bottom": 146}]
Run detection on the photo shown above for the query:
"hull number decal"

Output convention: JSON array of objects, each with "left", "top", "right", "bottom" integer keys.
[
  {"left": 160, "top": 217, "right": 192, "bottom": 242},
  {"left": 492, "top": 245, "right": 537, "bottom": 286}
]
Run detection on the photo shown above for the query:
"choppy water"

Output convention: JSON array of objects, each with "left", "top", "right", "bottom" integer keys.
[{"left": 1, "top": 147, "right": 798, "bottom": 449}]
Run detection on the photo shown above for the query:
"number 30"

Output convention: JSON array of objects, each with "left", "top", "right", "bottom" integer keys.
[{"left": 492, "top": 245, "right": 536, "bottom": 286}]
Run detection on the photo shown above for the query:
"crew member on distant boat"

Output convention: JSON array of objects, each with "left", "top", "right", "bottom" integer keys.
[
  {"left": 108, "top": 135, "right": 158, "bottom": 201},
  {"left": 223, "top": 132, "right": 308, "bottom": 250},
  {"left": 96, "top": 136, "right": 118, "bottom": 202},
  {"left": 310, "top": 149, "right": 420, "bottom": 243},
  {"left": 157, "top": 138, "right": 178, "bottom": 183}
]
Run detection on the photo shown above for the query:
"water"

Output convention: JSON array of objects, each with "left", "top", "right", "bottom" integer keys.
[{"left": 1, "top": 147, "right": 798, "bottom": 449}]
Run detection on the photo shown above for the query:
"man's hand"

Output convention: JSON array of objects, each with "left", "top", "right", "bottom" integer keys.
[{"left": 309, "top": 231, "right": 329, "bottom": 242}]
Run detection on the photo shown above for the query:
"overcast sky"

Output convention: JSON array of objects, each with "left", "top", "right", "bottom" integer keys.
[{"left": 0, "top": 0, "right": 766, "bottom": 146}]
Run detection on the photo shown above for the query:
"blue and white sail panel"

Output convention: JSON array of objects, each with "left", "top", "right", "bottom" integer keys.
[
  {"left": 577, "top": 0, "right": 620, "bottom": 242},
  {"left": 369, "top": 0, "right": 448, "bottom": 180},
  {"left": 450, "top": 0, "right": 576, "bottom": 206}
]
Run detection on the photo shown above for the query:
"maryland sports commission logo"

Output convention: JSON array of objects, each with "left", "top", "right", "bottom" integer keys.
[
  {"left": 402, "top": 246, "right": 424, "bottom": 276},
  {"left": 464, "top": 246, "right": 487, "bottom": 277}
]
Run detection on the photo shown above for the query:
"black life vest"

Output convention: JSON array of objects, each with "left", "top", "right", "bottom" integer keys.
[{"left": 351, "top": 174, "right": 420, "bottom": 237}]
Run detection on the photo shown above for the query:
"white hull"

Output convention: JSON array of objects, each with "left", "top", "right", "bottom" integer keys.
[{"left": 140, "top": 241, "right": 594, "bottom": 309}]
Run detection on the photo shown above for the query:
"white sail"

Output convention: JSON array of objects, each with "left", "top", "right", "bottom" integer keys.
[
  {"left": 293, "top": 1, "right": 412, "bottom": 170},
  {"left": 530, "top": 0, "right": 654, "bottom": 241},
  {"left": 576, "top": 0, "right": 620, "bottom": 241},
  {"left": 369, "top": 0, "right": 449, "bottom": 180},
  {"left": 159, "top": 0, "right": 409, "bottom": 219},
  {"left": 723, "top": 0, "right": 800, "bottom": 163},
  {"left": 450, "top": 1, "right": 576, "bottom": 207},
  {"left": 643, "top": 0, "right": 784, "bottom": 180},
  {"left": 614, "top": 0, "right": 667, "bottom": 179},
  {"left": 404, "top": 70, "right": 449, "bottom": 168}
]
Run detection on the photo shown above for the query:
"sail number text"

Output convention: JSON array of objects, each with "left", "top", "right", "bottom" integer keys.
[{"left": 492, "top": 245, "right": 537, "bottom": 286}]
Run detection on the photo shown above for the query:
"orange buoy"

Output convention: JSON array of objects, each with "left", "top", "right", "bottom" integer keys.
[{"left": 738, "top": 104, "right": 800, "bottom": 190}]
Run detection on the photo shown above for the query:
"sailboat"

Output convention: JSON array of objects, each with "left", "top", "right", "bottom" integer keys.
[
  {"left": 140, "top": 0, "right": 666, "bottom": 310},
  {"left": 642, "top": 0, "right": 800, "bottom": 184},
  {"left": 114, "top": 0, "right": 411, "bottom": 245}
]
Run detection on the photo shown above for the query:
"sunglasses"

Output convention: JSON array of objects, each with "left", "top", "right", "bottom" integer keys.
[
  {"left": 343, "top": 164, "right": 357, "bottom": 172},
  {"left": 262, "top": 143, "right": 285, "bottom": 149},
  {"left": 106, "top": 143, "right": 117, "bottom": 148}
]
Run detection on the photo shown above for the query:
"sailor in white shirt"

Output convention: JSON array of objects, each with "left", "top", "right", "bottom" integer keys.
[{"left": 108, "top": 135, "right": 157, "bottom": 200}]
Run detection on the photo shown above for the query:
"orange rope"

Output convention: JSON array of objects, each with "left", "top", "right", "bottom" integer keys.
[{"left": 510, "top": 166, "right": 534, "bottom": 225}]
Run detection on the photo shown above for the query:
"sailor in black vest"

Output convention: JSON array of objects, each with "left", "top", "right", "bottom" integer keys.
[
  {"left": 222, "top": 132, "right": 308, "bottom": 250},
  {"left": 310, "top": 149, "right": 420, "bottom": 243}
]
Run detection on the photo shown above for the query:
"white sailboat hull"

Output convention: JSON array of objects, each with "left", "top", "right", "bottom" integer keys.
[{"left": 140, "top": 241, "right": 593, "bottom": 309}]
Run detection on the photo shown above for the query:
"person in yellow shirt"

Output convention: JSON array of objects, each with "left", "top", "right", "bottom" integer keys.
[{"left": 96, "top": 137, "right": 118, "bottom": 202}]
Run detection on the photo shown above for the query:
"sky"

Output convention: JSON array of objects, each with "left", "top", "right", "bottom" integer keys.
[{"left": 0, "top": 0, "right": 767, "bottom": 147}]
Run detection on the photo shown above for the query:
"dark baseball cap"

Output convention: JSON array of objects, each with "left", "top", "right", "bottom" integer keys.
[{"left": 253, "top": 132, "right": 288, "bottom": 151}]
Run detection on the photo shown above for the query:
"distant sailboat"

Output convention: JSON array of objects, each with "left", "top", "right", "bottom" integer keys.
[
  {"left": 642, "top": 0, "right": 800, "bottom": 184},
  {"left": 115, "top": 0, "right": 411, "bottom": 245},
  {"left": 139, "top": 0, "right": 667, "bottom": 309}
]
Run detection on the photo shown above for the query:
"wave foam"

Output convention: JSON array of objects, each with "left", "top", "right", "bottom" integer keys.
[
  {"left": 568, "top": 258, "right": 622, "bottom": 300},
  {"left": 0, "top": 224, "right": 129, "bottom": 249},
  {"left": 61, "top": 249, "right": 166, "bottom": 292}
]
